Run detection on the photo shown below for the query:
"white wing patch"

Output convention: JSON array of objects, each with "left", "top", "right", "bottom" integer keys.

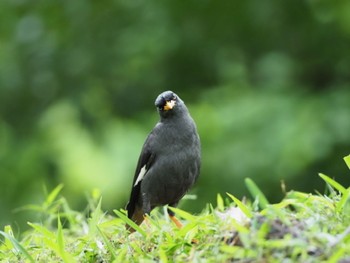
[{"left": 134, "top": 165, "right": 147, "bottom": 186}]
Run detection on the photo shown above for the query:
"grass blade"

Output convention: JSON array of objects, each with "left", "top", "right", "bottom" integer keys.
[
  {"left": 96, "top": 226, "right": 117, "bottom": 260},
  {"left": 319, "top": 173, "right": 346, "bottom": 194},
  {"left": 45, "top": 184, "right": 64, "bottom": 207},
  {"left": 167, "top": 207, "right": 196, "bottom": 221},
  {"left": 88, "top": 197, "right": 103, "bottom": 236},
  {"left": 113, "top": 209, "right": 147, "bottom": 237},
  {"left": 27, "top": 222, "right": 55, "bottom": 239},
  {"left": 217, "top": 193, "right": 225, "bottom": 211},
  {"left": 0, "top": 231, "right": 35, "bottom": 263},
  {"left": 245, "top": 178, "right": 269, "bottom": 209},
  {"left": 57, "top": 216, "right": 65, "bottom": 256},
  {"left": 226, "top": 193, "right": 253, "bottom": 218},
  {"left": 336, "top": 188, "right": 350, "bottom": 214},
  {"left": 57, "top": 216, "right": 76, "bottom": 263}
]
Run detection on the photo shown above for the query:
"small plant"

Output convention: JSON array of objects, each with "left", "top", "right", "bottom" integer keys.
[{"left": 1, "top": 156, "right": 350, "bottom": 262}]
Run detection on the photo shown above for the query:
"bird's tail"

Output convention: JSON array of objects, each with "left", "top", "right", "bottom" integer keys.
[{"left": 126, "top": 206, "right": 144, "bottom": 233}]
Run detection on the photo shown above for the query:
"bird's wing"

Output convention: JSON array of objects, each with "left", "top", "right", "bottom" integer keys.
[{"left": 126, "top": 132, "right": 156, "bottom": 219}]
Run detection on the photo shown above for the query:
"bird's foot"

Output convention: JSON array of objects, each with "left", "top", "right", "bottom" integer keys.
[{"left": 169, "top": 215, "right": 183, "bottom": 229}]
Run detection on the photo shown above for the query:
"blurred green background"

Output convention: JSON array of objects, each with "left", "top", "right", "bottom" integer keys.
[{"left": 1, "top": 1, "right": 350, "bottom": 231}]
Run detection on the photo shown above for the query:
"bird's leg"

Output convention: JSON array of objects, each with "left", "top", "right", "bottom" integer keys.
[
  {"left": 167, "top": 206, "right": 198, "bottom": 244},
  {"left": 169, "top": 215, "right": 183, "bottom": 229},
  {"left": 167, "top": 206, "right": 183, "bottom": 229}
]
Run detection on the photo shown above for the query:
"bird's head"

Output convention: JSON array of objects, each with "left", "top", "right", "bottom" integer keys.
[{"left": 155, "top": 91, "right": 186, "bottom": 118}]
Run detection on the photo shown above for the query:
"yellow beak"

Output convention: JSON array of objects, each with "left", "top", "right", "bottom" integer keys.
[{"left": 164, "top": 100, "right": 176, "bottom": 111}]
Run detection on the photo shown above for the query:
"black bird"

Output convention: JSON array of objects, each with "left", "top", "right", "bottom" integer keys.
[{"left": 126, "top": 91, "right": 201, "bottom": 231}]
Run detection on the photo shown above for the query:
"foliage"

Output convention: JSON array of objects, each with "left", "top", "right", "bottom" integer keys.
[
  {"left": 1, "top": 158, "right": 350, "bottom": 262},
  {"left": 1, "top": 0, "right": 350, "bottom": 230}
]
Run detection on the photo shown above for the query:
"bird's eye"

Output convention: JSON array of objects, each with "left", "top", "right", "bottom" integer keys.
[{"left": 173, "top": 95, "right": 177, "bottom": 100}]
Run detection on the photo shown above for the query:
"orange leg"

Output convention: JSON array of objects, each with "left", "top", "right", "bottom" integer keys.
[
  {"left": 169, "top": 214, "right": 183, "bottom": 229},
  {"left": 170, "top": 215, "right": 199, "bottom": 244}
]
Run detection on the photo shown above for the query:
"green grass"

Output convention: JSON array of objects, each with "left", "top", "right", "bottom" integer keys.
[{"left": 1, "top": 156, "right": 350, "bottom": 262}]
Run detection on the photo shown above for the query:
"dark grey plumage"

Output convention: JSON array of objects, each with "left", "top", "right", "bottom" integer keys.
[{"left": 126, "top": 91, "right": 201, "bottom": 231}]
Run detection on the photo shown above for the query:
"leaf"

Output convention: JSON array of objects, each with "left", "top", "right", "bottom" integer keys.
[
  {"left": 88, "top": 197, "right": 103, "bottom": 236},
  {"left": 158, "top": 247, "right": 168, "bottom": 263},
  {"left": 114, "top": 249, "right": 127, "bottom": 262},
  {"left": 217, "top": 193, "right": 225, "bottom": 211},
  {"left": 0, "top": 231, "right": 35, "bottom": 263},
  {"left": 336, "top": 189, "right": 350, "bottom": 213},
  {"left": 113, "top": 209, "right": 147, "bottom": 237},
  {"left": 12, "top": 204, "right": 45, "bottom": 213},
  {"left": 57, "top": 216, "right": 65, "bottom": 255},
  {"left": 245, "top": 178, "right": 270, "bottom": 209},
  {"left": 28, "top": 223, "right": 57, "bottom": 252},
  {"left": 226, "top": 193, "right": 253, "bottom": 218},
  {"left": 3, "top": 225, "right": 14, "bottom": 249},
  {"left": 45, "top": 184, "right": 64, "bottom": 207},
  {"left": 319, "top": 173, "right": 346, "bottom": 194},
  {"left": 97, "top": 226, "right": 117, "bottom": 260},
  {"left": 220, "top": 245, "right": 238, "bottom": 254},
  {"left": 57, "top": 216, "right": 76, "bottom": 263},
  {"left": 27, "top": 222, "right": 55, "bottom": 240},
  {"left": 344, "top": 155, "right": 350, "bottom": 170}
]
